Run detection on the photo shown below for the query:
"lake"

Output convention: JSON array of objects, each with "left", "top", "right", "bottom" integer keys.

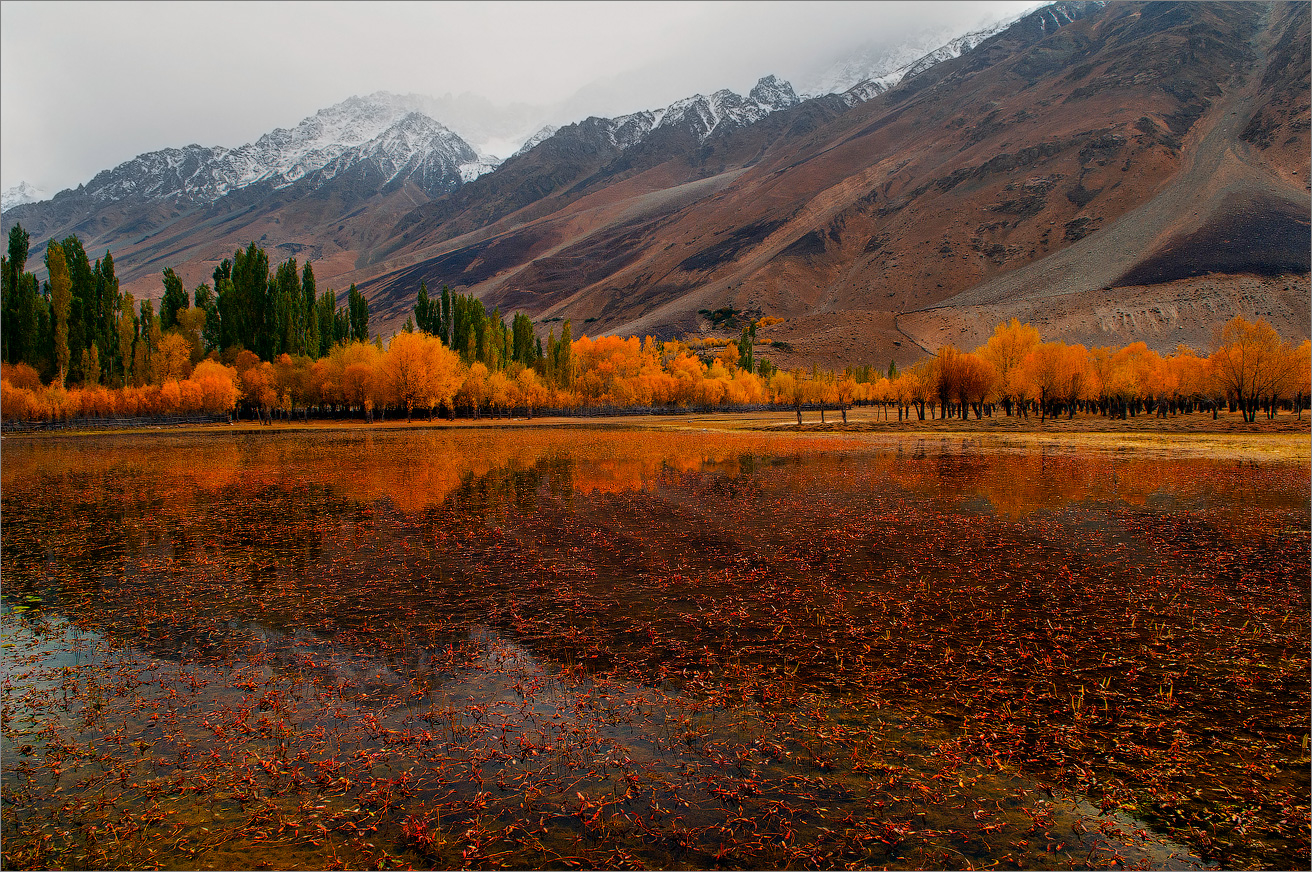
[{"left": 2, "top": 426, "right": 1308, "bottom": 870}]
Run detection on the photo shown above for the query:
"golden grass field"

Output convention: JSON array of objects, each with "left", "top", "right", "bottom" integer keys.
[{"left": 6, "top": 407, "right": 1308, "bottom": 464}]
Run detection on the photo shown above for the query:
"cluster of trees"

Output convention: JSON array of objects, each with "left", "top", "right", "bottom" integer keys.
[
  {"left": 1, "top": 227, "right": 370, "bottom": 393},
  {"left": 2, "top": 224, "right": 1307, "bottom": 425},
  {"left": 856, "top": 318, "right": 1310, "bottom": 424},
  {"left": 2, "top": 228, "right": 126, "bottom": 390},
  {"left": 204, "top": 244, "right": 369, "bottom": 362},
  {"left": 6, "top": 309, "right": 1306, "bottom": 427}
]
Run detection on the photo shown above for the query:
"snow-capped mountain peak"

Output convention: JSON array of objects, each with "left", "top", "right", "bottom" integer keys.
[
  {"left": 1, "top": 182, "right": 48, "bottom": 212},
  {"left": 6, "top": 93, "right": 491, "bottom": 217},
  {"left": 831, "top": 15, "right": 1018, "bottom": 106},
  {"left": 512, "top": 125, "right": 559, "bottom": 158},
  {"left": 643, "top": 75, "right": 802, "bottom": 143},
  {"left": 519, "top": 74, "right": 802, "bottom": 162},
  {"left": 833, "top": 1, "right": 1103, "bottom": 106},
  {"left": 748, "top": 74, "right": 799, "bottom": 109}
]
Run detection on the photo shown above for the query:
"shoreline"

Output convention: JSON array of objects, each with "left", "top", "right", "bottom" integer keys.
[{"left": 3, "top": 408, "right": 1308, "bottom": 462}]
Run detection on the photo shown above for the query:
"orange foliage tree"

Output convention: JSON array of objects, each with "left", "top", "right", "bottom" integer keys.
[
  {"left": 383, "top": 331, "right": 463, "bottom": 421},
  {"left": 1210, "top": 316, "right": 1300, "bottom": 422}
]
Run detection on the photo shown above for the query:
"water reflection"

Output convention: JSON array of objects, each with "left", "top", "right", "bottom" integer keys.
[{"left": 2, "top": 429, "right": 1307, "bottom": 870}]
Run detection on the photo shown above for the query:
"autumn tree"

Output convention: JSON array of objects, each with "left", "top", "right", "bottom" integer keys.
[
  {"left": 978, "top": 319, "right": 1039, "bottom": 415},
  {"left": 383, "top": 330, "right": 462, "bottom": 421},
  {"left": 458, "top": 362, "right": 491, "bottom": 418},
  {"left": 1289, "top": 340, "right": 1310, "bottom": 419},
  {"left": 1016, "top": 343, "right": 1076, "bottom": 422},
  {"left": 1210, "top": 316, "right": 1297, "bottom": 422},
  {"left": 515, "top": 367, "right": 546, "bottom": 418},
  {"left": 82, "top": 343, "right": 101, "bottom": 386},
  {"left": 954, "top": 352, "right": 997, "bottom": 419},
  {"left": 116, "top": 292, "right": 137, "bottom": 387},
  {"left": 334, "top": 340, "right": 382, "bottom": 419},
  {"left": 155, "top": 333, "right": 193, "bottom": 382}
]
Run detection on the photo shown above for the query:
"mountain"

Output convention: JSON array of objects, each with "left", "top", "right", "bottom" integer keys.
[
  {"left": 813, "top": 9, "right": 1033, "bottom": 106},
  {"left": 0, "top": 10, "right": 1049, "bottom": 279},
  {"left": 0, "top": 93, "right": 487, "bottom": 262},
  {"left": 528, "top": 75, "right": 801, "bottom": 156},
  {"left": 513, "top": 126, "right": 559, "bottom": 158},
  {"left": 3, "top": 2, "right": 1306, "bottom": 368},
  {"left": 354, "top": 0, "right": 1307, "bottom": 363},
  {"left": 1, "top": 182, "right": 46, "bottom": 212}
]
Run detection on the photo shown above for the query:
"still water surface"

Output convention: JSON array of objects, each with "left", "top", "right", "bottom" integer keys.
[{"left": 2, "top": 428, "right": 1308, "bottom": 870}]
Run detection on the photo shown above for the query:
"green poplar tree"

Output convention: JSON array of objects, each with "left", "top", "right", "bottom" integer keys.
[
  {"left": 317, "top": 288, "right": 337, "bottom": 355},
  {"left": 347, "top": 284, "right": 369, "bottom": 342},
  {"left": 558, "top": 319, "right": 573, "bottom": 388},
  {"left": 440, "top": 284, "right": 452, "bottom": 345},
  {"left": 46, "top": 240, "right": 73, "bottom": 386},
  {"left": 96, "top": 251, "right": 119, "bottom": 374},
  {"left": 273, "top": 258, "right": 300, "bottom": 355},
  {"left": 738, "top": 323, "right": 755, "bottom": 372},
  {"left": 160, "top": 267, "right": 189, "bottom": 331},
  {"left": 415, "top": 281, "right": 431, "bottom": 334},
  {"left": 2, "top": 224, "right": 32, "bottom": 364},
  {"left": 301, "top": 262, "right": 317, "bottom": 355}
]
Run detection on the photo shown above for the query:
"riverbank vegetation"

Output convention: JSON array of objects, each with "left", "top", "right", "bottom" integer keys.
[{"left": 3, "top": 227, "right": 1308, "bottom": 425}]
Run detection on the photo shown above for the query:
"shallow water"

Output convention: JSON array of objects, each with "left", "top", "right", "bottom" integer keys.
[{"left": 2, "top": 428, "right": 1308, "bottom": 869}]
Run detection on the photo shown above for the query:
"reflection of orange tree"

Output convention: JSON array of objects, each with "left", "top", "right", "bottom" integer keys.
[
  {"left": 2, "top": 436, "right": 245, "bottom": 497},
  {"left": 0, "top": 429, "right": 835, "bottom": 515}
]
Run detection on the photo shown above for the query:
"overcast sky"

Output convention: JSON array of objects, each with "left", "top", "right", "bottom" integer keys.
[{"left": 1, "top": 1, "right": 1035, "bottom": 195}]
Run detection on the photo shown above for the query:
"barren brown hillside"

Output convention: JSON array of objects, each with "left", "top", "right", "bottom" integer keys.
[
  {"left": 900, "top": 1, "right": 1310, "bottom": 359},
  {"left": 353, "top": 1, "right": 1308, "bottom": 368}
]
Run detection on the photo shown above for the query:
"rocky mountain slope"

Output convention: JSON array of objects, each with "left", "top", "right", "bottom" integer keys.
[{"left": 351, "top": 1, "right": 1306, "bottom": 364}]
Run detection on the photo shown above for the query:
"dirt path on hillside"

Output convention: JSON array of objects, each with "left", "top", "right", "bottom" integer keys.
[{"left": 899, "top": 7, "right": 1303, "bottom": 323}]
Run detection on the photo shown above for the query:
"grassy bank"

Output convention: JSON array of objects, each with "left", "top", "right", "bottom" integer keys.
[{"left": 3, "top": 407, "right": 1308, "bottom": 462}]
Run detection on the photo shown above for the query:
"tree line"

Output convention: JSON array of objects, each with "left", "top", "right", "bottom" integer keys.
[
  {"left": 1, "top": 226, "right": 370, "bottom": 391},
  {"left": 2, "top": 223, "right": 1308, "bottom": 425},
  {"left": 865, "top": 318, "right": 1310, "bottom": 424}
]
